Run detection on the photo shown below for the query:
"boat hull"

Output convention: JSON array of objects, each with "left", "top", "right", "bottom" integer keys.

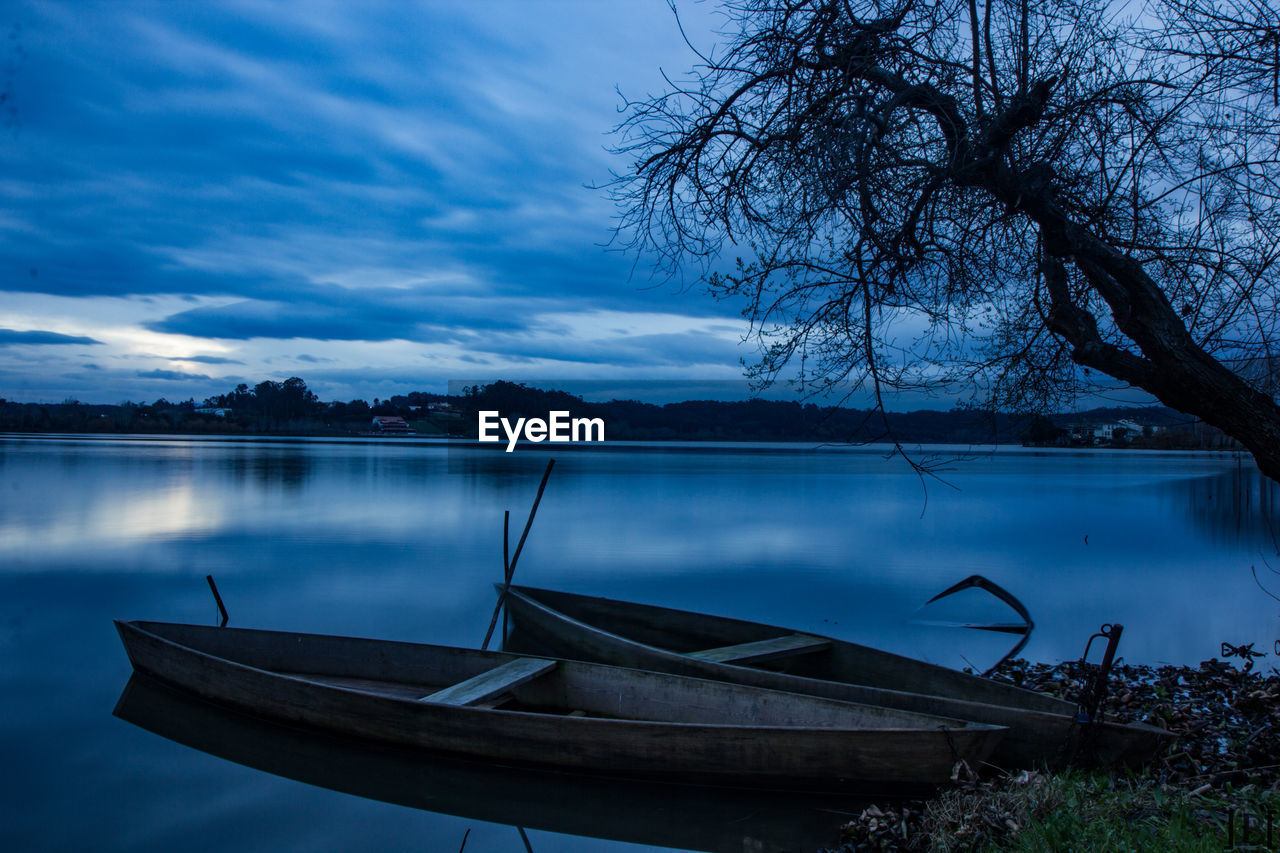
[
  {"left": 501, "top": 586, "right": 1170, "bottom": 769},
  {"left": 114, "top": 673, "right": 860, "bottom": 852},
  {"left": 116, "top": 620, "right": 1004, "bottom": 791}
]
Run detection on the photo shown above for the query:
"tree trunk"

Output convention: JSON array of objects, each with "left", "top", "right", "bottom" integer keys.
[{"left": 1016, "top": 183, "right": 1280, "bottom": 481}]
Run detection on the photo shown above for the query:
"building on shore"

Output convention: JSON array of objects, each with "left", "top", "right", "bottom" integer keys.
[{"left": 371, "top": 415, "right": 415, "bottom": 435}]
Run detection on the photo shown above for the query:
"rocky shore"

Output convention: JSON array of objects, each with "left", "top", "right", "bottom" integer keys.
[{"left": 828, "top": 654, "right": 1280, "bottom": 851}]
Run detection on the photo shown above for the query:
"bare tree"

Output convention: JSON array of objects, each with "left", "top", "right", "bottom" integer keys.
[{"left": 611, "top": 0, "right": 1280, "bottom": 480}]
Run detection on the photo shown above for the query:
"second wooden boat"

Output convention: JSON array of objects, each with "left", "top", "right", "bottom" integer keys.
[
  {"left": 500, "top": 585, "right": 1171, "bottom": 769},
  {"left": 116, "top": 619, "right": 1004, "bottom": 791}
]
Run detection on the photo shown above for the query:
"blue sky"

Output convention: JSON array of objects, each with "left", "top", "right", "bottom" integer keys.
[{"left": 0, "top": 0, "right": 760, "bottom": 404}]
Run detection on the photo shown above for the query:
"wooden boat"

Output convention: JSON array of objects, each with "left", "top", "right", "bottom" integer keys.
[
  {"left": 115, "top": 620, "right": 1005, "bottom": 791},
  {"left": 115, "top": 673, "right": 859, "bottom": 852},
  {"left": 500, "top": 586, "right": 1172, "bottom": 769}
]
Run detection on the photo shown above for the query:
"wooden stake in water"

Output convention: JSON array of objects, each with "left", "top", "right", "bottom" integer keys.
[
  {"left": 206, "top": 574, "right": 229, "bottom": 627},
  {"left": 482, "top": 459, "right": 555, "bottom": 650},
  {"left": 501, "top": 509, "right": 510, "bottom": 644}
]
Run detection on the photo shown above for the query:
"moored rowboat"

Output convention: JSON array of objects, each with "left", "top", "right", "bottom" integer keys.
[
  {"left": 499, "top": 586, "right": 1171, "bottom": 769},
  {"left": 115, "top": 620, "right": 1005, "bottom": 790},
  {"left": 114, "top": 673, "right": 860, "bottom": 852}
]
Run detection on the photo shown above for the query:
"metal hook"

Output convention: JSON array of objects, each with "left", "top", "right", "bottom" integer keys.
[{"left": 1075, "top": 623, "right": 1123, "bottom": 725}]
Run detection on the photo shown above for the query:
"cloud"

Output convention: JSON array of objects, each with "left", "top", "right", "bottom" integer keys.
[
  {"left": 144, "top": 291, "right": 541, "bottom": 342},
  {"left": 174, "top": 355, "right": 243, "bottom": 365},
  {"left": 145, "top": 300, "right": 413, "bottom": 341},
  {"left": 472, "top": 330, "right": 746, "bottom": 369},
  {"left": 0, "top": 329, "right": 102, "bottom": 346},
  {"left": 136, "top": 369, "right": 212, "bottom": 381},
  {"left": 0, "top": 1, "right": 748, "bottom": 403}
]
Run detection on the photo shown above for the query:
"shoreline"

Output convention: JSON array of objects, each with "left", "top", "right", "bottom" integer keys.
[
  {"left": 0, "top": 429, "right": 1248, "bottom": 457},
  {"left": 831, "top": 655, "right": 1280, "bottom": 851}
]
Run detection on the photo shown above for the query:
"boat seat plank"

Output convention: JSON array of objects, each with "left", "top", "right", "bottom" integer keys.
[
  {"left": 419, "top": 657, "right": 556, "bottom": 706},
  {"left": 687, "top": 633, "right": 832, "bottom": 665}
]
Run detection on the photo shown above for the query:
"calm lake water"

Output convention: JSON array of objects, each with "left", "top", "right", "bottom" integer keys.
[{"left": 3, "top": 435, "right": 1278, "bottom": 852}]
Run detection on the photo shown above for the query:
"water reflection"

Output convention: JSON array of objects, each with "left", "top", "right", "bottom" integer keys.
[
  {"left": 114, "top": 674, "right": 852, "bottom": 853},
  {"left": 221, "top": 447, "right": 313, "bottom": 491},
  {"left": 7, "top": 437, "right": 1280, "bottom": 851},
  {"left": 1163, "top": 463, "right": 1280, "bottom": 548}
]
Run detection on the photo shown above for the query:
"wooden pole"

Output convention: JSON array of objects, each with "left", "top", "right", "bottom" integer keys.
[
  {"left": 482, "top": 459, "right": 555, "bottom": 650},
  {"left": 206, "top": 574, "right": 229, "bottom": 627},
  {"left": 501, "top": 509, "right": 510, "bottom": 644}
]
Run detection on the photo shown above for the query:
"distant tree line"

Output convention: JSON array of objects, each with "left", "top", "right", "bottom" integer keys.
[
  {"left": 204, "top": 378, "right": 320, "bottom": 427},
  {"left": 0, "top": 378, "right": 445, "bottom": 436},
  {"left": 0, "top": 377, "right": 1228, "bottom": 447},
  {"left": 453, "top": 381, "right": 1215, "bottom": 447}
]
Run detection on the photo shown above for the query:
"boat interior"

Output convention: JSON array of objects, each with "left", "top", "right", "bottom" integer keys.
[
  {"left": 131, "top": 620, "right": 993, "bottom": 731},
  {"left": 509, "top": 587, "right": 1074, "bottom": 714}
]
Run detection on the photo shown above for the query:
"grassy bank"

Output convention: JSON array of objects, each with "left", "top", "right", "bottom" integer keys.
[{"left": 828, "top": 657, "right": 1280, "bottom": 851}]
